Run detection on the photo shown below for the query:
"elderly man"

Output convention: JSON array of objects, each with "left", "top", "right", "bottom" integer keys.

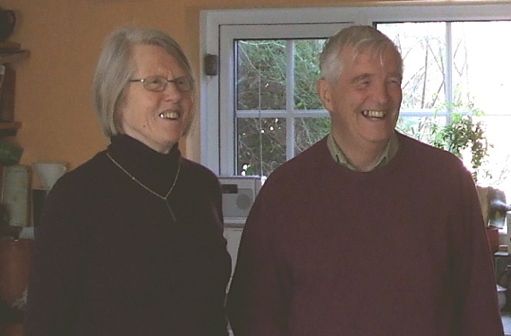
[{"left": 226, "top": 25, "right": 503, "bottom": 336}]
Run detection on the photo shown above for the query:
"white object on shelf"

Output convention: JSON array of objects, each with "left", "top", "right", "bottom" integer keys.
[
  {"left": 32, "top": 161, "right": 67, "bottom": 190},
  {"left": 218, "top": 176, "right": 262, "bottom": 223}
]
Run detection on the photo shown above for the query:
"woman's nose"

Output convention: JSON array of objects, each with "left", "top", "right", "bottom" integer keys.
[{"left": 163, "top": 82, "right": 182, "bottom": 101}]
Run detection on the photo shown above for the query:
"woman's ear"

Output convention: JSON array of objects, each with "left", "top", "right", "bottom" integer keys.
[{"left": 317, "top": 78, "right": 333, "bottom": 111}]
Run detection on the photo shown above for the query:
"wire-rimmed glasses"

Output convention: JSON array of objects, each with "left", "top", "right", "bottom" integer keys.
[{"left": 129, "top": 75, "right": 193, "bottom": 93}]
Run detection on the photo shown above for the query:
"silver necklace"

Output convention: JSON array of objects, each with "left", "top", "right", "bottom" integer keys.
[{"left": 106, "top": 152, "right": 181, "bottom": 221}]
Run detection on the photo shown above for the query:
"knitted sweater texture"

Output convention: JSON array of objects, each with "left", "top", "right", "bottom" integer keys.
[{"left": 227, "top": 133, "right": 503, "bottom": 336}]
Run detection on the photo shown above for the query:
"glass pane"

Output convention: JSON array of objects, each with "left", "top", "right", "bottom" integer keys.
[
  {"left": 397, "top": 115, "right": 447, "bottom": 144},
  {"left": 378, "top": 23, "right": 446, "bottom": 110},
  {"left": 237, "top": 117, "right": 286, "bottom": 177},
  {"left": 235, "top": 38, "right": 329, "bottom": 177},
  {"left": 294, "top": 39, "right": 325, "bottom": 110},
  {"left": 451, "top": 21, "right": 511, "bottom": 115},
  {"left": 236, "top": 40, "right": 286, "bottom": 110},
  {"left": 478, "top": 116, "right": 511, "bottom": 192},
  {"left": 295, "top": 117, "right": 330, "bottom": 154}
]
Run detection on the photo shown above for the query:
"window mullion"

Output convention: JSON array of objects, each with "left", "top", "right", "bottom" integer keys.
[
  {"left": 445, "top": 22, "right": 454, "bottom": 123},
  {"left": 286, "top": 40, "right": 295, "bottom": 160}
]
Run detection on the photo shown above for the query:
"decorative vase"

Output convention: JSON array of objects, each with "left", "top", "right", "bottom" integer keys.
[{"left": 0, "top": 237, "right": 33, "bottom": 308}]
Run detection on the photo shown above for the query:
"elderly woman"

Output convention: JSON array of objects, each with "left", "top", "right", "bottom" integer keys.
[{"left": 23, "top": 27, "right": 231, "bottom": 335}]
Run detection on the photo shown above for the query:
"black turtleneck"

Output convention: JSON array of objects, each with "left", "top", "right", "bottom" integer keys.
[
  {"left": 107, "top": 134, "right": 180, "bottom": 197},
  {"left": 24, "top": 135, "right": 231, "bottom": 336}
]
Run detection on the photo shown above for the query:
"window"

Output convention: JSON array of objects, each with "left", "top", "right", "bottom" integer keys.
[
  {"left": 379, "top": 21, "right": 511, "bottom": 193},
  {"left": 201, "top": 4, "right": 511, "bottom": 196},
  {"left": 219, "top": 24, "right": 347, "bottom": 177},
  {"left": 208, "top": 23, "right": 347, "bottom": 177}
]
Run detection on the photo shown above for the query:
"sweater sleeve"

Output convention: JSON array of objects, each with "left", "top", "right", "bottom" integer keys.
[
  {"left": 23, "top": 177, "right": 88, "bottom": 336},
  {"left": 454, "top": 171, "right": 504, "bottom": 336},
  {"left": 226, "top": 184, "right": 291, "bottom": 336}
]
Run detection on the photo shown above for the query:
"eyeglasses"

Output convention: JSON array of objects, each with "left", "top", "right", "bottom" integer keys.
[{"left": 128, "top": 75, "right": 193, "bottom": 93}]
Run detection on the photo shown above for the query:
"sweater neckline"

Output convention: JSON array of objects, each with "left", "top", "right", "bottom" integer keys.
[
  {"left": 107, "top": 135, "right": 181, "bottom": 196},
  {"left": 319, "top": 134, "right": 405, "bottom": 179}
]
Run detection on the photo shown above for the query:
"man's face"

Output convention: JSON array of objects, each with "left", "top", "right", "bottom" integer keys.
[{"left": 318, "top": 45, "right": 402, "bottom": 150}]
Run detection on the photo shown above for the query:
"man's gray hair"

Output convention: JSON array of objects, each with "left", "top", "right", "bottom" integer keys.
[{"left": 319, "top": 25, "right": 403, "bottom": 84}]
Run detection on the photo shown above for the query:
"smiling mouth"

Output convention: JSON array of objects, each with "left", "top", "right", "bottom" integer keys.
[
  {"left": 159, "top": 112, "right": 181, "bottom": 120},
  {"left": 362, "top": 110, "right": 386, "bottom": 119}
]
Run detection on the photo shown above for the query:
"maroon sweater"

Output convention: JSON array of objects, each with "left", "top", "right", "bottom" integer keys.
[{"left": 227, "top": 134, "right": 503, "bottom": 336}]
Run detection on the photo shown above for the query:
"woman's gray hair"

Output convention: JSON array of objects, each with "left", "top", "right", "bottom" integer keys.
[
  {"left": 92, "top": 27, "right": 196, "bottom": 137},
  {"left": 319, "top": 25, "right": 403, "bottom": 84}
]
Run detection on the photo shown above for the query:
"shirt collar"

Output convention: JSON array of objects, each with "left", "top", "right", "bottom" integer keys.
[{"left": 327, "top": 132, "right": 399, "bottom": 171}]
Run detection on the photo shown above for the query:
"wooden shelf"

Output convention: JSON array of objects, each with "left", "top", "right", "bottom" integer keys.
[
  {"left": 0, "top": 51, "right": 28, "bottom": 65},
  {"left": 0, "top": 122, "right": 21, "bottom": 136},
  {"left": 0, "top": 121, "right": 20, "bottom": 130}
]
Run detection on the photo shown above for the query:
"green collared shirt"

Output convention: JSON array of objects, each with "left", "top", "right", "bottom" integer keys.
[{"left": 327, "top": 132, "right": 399, "bottom": 171}]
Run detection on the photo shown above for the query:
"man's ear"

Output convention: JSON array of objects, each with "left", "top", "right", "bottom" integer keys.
[{"left": 317, "top": 78, "right": 333, "bottom": 111}]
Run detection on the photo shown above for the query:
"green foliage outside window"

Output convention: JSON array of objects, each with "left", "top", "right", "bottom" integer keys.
[
  {"left": 398, "top": 103, "right": 492, "bottom": 183},
  {"left": 235, "top": 39, "right": 328, "bottom": 177},
  {"left": 235, "top": 37, "right": 492, "bottom": 182}
]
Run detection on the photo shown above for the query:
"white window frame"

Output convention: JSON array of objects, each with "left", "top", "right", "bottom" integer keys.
[
  {"left": 219, "top": 24, "right": 346, "bottom": 176},
  {"left": 200, "top": 4, "right": 511, "bottom": 176}
]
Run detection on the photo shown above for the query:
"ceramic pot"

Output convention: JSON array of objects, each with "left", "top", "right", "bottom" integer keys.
[
  {"left": 0, "top": 322, "right": 24, "bottom": 336},
  {"left": 0, "top": 238, "right": 33, "bottom": 307},
  {"left": 486, "top": 227, "right": 500, "bottom": 255}
]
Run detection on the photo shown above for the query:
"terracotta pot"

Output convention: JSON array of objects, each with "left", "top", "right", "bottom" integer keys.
[
  {"left": 0, "top": 322, "right": 23, "bottom": 336},
  {"left": 0, "top": 238, "right": 33, "bottom": 306},
  {"left": 486, "top": 227, "right": 500, "bottom": 255}
]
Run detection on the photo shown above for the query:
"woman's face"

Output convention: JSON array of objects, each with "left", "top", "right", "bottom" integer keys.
[{"left": 119, "top": 44, "right": 193, "bottom": 154}]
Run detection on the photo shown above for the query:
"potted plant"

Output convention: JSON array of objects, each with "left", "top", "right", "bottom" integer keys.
[
  {"left": 429, "top": 106, "right": 491, "bottom": 184},
  {"left": 427, "top": 106, "right": 511, "bottom": 253}
]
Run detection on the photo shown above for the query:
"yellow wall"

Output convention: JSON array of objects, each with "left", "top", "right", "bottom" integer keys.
[{"left": 0, "top": 0, "right": 506, "bottom": 173}]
